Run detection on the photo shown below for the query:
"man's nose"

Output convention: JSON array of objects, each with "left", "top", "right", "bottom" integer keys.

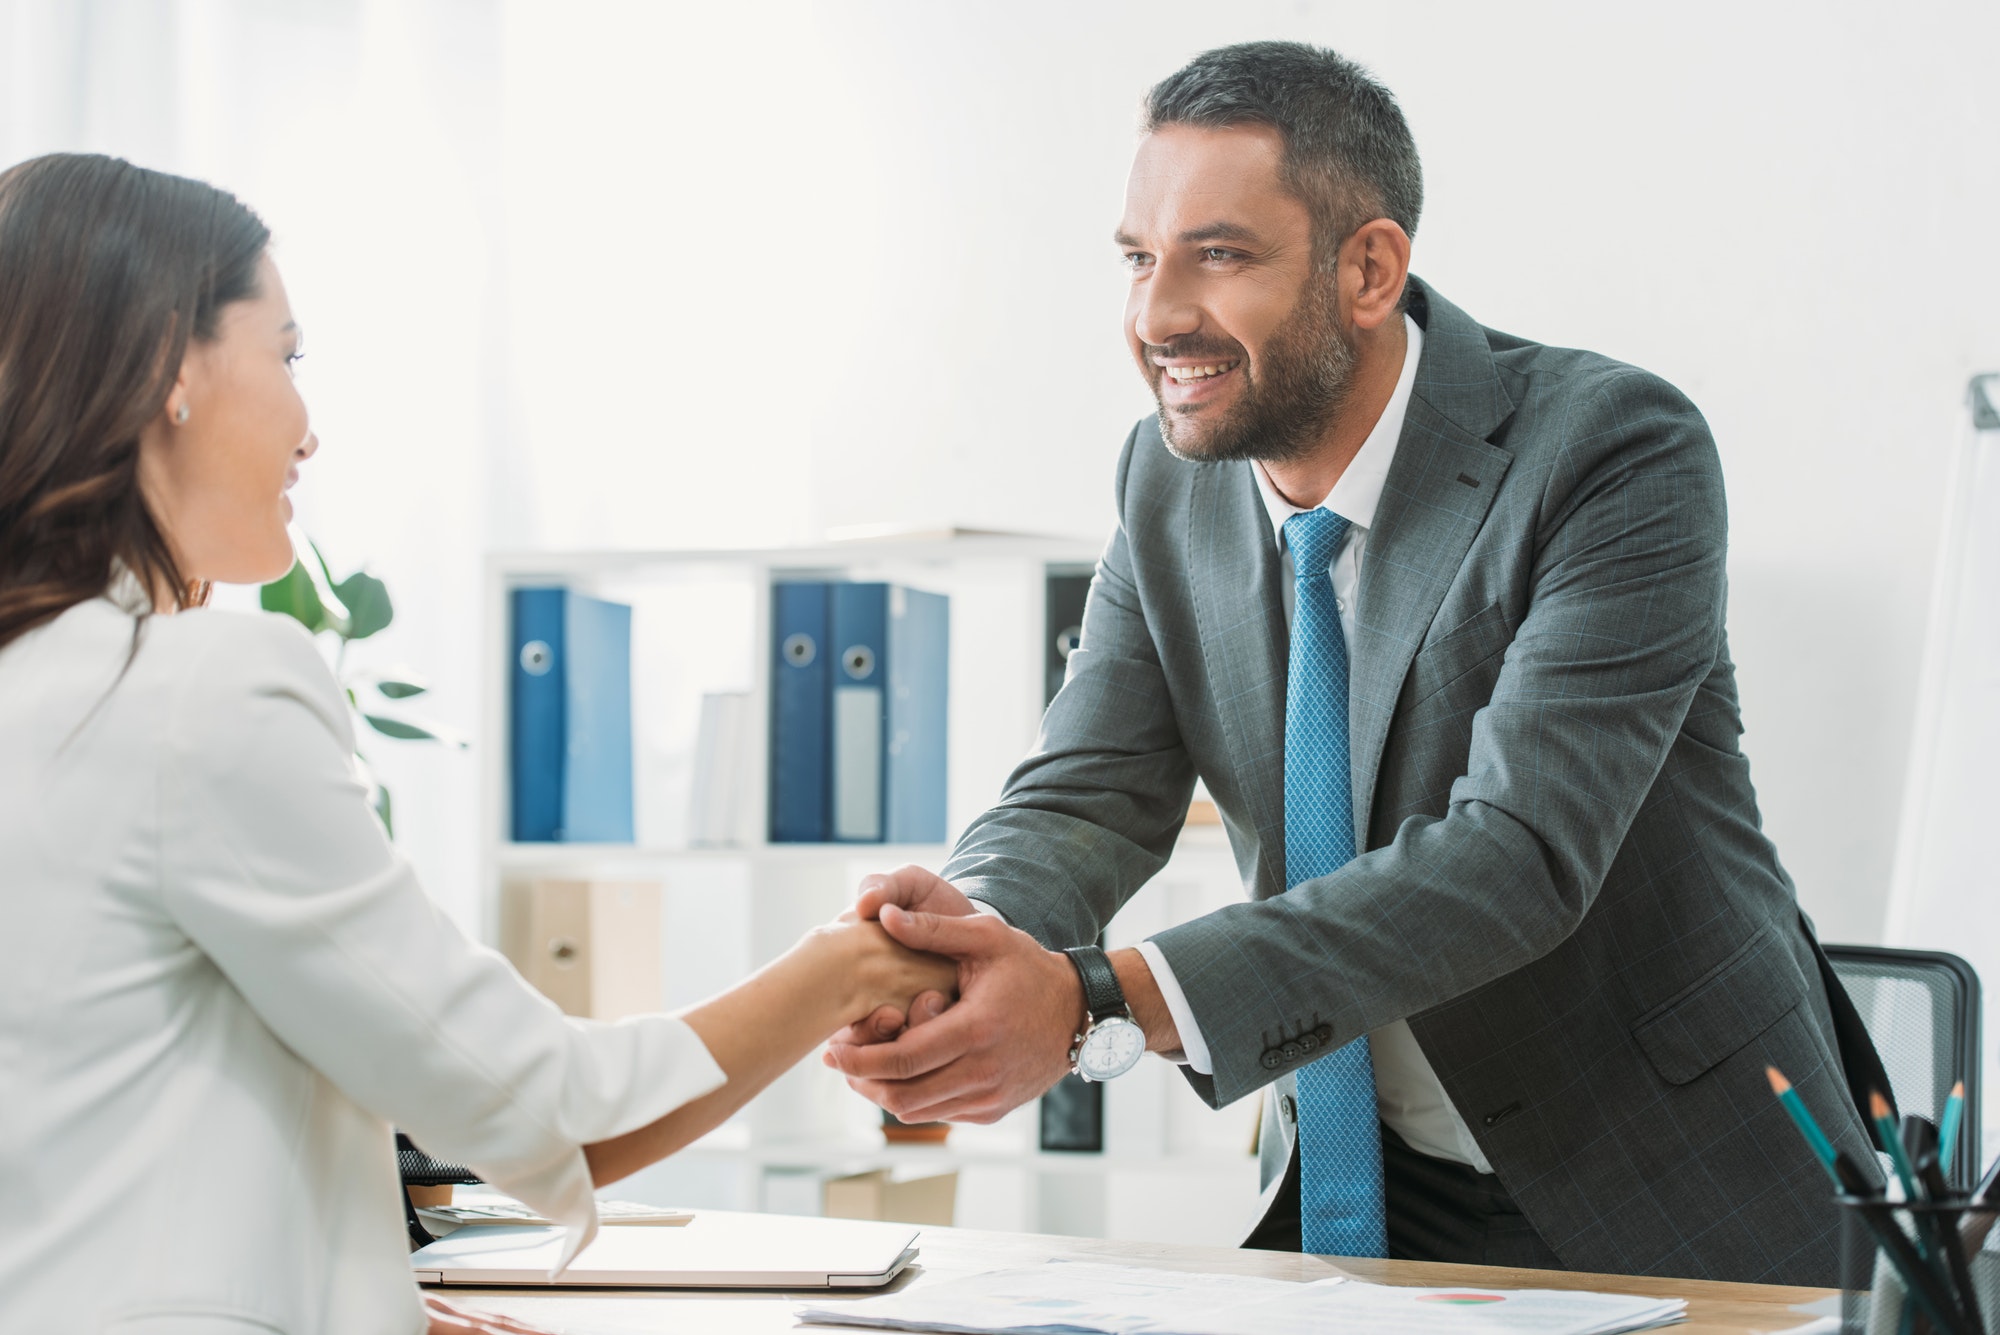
[
  {"left": 297, "top": 430, "right": 319, "bottom": 461},
  {"left": 1131, "top": 263, "right": 1202, "bottom": 350}
]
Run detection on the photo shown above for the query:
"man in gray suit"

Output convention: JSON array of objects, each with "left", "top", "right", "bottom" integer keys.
[{"left": 826, "top": 41, "right": 1881, "bottom": 1285}]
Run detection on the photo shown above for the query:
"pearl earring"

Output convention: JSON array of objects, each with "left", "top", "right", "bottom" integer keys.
[{"left": 174, "top": 404, "right": 189, "bottom": 425}]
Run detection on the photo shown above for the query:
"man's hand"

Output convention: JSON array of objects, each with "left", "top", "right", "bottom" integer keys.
[
  {"left": 854, "top": 863, "right": 979, "bottom": 921},
  {"left": 838, "top": 865, "right": 978, "bottom": 1046},
  {"left": 823, "top": 904, "right": 1085, "bottom": 1125}
]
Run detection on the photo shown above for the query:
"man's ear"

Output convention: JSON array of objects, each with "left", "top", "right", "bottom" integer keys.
[{"left": 1340, "top": 218, "right": 1413, "bottom": 334}]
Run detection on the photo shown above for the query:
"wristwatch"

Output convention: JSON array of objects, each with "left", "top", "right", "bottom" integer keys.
[{"left": 1064, "top": 945, "right": 1146, "bottom": 1082}]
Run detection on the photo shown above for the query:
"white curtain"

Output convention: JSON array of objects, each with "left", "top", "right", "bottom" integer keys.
[
  {"left": 3, "top": 0, "right": 508, "bottom": 928},
  {"left": 0, "top": 0, "right": 848, "bottom": 929}
]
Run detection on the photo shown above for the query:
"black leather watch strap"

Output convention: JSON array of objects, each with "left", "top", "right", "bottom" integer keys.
[{"left": 1064, "top": 945, "right": 1128, "bottom": 1023}]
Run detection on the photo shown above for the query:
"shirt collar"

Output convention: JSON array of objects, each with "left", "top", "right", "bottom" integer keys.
[
  {"left": 1251, "top": 312, "right": 1423, "bottom": 548},
  {"left": 105, "top": 559, "right": 153, "bottom": 615}
]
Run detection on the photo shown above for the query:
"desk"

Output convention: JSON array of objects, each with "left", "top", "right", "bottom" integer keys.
[{"left": 441, "top": 1212, "right": 1837, "bottom": 1334}]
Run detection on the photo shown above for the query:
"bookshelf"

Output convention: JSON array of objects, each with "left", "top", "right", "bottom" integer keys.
[{"left": 477, "top": 536, "right": 1261, "bottom": 1242}]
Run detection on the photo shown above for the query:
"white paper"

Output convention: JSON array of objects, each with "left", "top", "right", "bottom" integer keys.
[
  {"left": 796, "top": 1262, "right": 1310, "bottom": 1334},
  {"left": 798, "top": 1263, "right": 1687, "bottom": 1335},
  {"left": 1176, "top": 1279, "right": 1686, "bottom": 1335}
]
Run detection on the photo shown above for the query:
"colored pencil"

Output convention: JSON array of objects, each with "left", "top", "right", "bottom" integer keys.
[
  {"left": 1774, "top": 1083, "right": 1982, "bottom": 1334},
  {"left": 1940, "top": 1081, "right": 1966, "bottom": 1178},
  {"left": 1874, "top": 1089, "right": 1923, "bottom": 1202},
  {"left": 1836, "top": 1152, "right": 1973, "bottom": 1335},
  {"left": 1766, "top": 1066, "right": 1839, "bottom": 1182}
]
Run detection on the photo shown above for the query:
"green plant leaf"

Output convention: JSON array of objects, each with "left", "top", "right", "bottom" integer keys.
[
  {"left": 371, "top": 678, "right": 428, "bottom": 700},
  {"left": 259, "top": 560, "right": 326, "bottom": 632},
  {"left": 362, "top": 712, "right": 468, "bottom": 748},
  {"left": 335, "top": 570, "right": 394, "bottom": 640},
  {"left": 302, "top": 539, "right": 352, "bottom": 634},
  {"left": 373, "top": 782, "right": 394, "bottom": 837}
]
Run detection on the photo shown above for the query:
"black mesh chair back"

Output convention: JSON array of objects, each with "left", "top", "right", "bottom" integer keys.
[
  {"left": 396, "top": 1130, "right": 481, "bottom": 1187},
  {"left": 1825, "top": 945, "right": 1981, "bottom": 1189},
  {"left": 396, "top": 1131, "right": 481, "bottom": 1248}
]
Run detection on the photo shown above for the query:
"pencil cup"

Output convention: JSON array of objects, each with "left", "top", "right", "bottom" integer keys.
[{"left": 1837, "top": 1194, "right": 1998, "bottom": 1335}]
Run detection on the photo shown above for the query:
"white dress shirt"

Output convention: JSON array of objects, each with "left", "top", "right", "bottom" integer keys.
[
  {"left": 1127, "top": 315, "right": 1494, "bottom": 1172},
  {"left": 0, "top": 588, "right": 727, "bottom": 1334}
]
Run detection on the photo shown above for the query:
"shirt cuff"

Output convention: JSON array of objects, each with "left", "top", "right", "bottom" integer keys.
[{"left": 1135, "top": 940, "right": 1212, "bottom": 1075}]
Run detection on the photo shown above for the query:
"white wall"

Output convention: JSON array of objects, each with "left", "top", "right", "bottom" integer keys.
[
  {"left": 496, "top": 0, "right": 2000, "bottom": 943},
  {"left": 753, "top": 0, "right": 2000, "bottom": 945},
  {"left": 7, "top": 0, "right": 1998, "bottom": 949}
]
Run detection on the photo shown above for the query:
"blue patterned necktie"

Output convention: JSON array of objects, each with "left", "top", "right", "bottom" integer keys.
[{"left": 1282, "top": 507, "right": 1387, "bottom": 1258}]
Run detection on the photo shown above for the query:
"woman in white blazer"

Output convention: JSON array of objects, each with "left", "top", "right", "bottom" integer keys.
[{"left": 0, "top": 153, "right": 958, "bottom": 1335}]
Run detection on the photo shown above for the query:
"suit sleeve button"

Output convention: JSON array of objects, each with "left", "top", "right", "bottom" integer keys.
[
  {"left": 1281, "top": 1041, "right": 1303, "bottom": 1062},
  {"left": 1315, "top": 1024, "right": 1333, "bottom": 1043},
  {"left": 1261, "top": 1051, "right": 1283, "bottom": 1070}
]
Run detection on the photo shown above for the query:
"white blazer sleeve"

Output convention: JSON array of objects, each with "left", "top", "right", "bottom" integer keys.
[{"left": 154, "top": 613, "right": 723, "bottom": 1268}]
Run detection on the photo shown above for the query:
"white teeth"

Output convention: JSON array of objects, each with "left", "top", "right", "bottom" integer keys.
[{"left": 1164, "top": 361, "right": 1238, "bottom": 381}]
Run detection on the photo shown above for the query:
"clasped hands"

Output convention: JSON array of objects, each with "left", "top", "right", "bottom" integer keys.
[{"left": 822, "top": 866, "right": 1088, "bottom": 1125}]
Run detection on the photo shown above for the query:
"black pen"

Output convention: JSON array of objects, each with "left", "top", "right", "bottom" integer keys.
[
  {"left": 1964, "top": 1150, "right": 2000, "bottom": 1255},
  {"left": 1918, "top": 1148, "right": 1983, "bottom": 1334},
  {"left": 1975, "top": 1149, "right": 2000, "bottom": 1206}
]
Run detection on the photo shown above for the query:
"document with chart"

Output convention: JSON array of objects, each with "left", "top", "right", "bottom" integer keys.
[{"left": 796, "top": 1261, "right": 1686, "bottom": 1335}]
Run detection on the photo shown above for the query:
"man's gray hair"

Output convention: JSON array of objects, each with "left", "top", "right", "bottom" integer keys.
[{"left": 1142, "top": 42, "right": 1423, "bottom": 254}]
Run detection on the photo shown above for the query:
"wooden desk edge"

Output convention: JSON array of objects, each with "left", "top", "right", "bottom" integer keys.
[{"left": 447, "top": 1213, "right": 1840, "bottom": 1335}]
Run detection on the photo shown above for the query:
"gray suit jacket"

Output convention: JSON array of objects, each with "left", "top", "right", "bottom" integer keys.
[{"left": 942, "top": 278, "right": 1877, "bottom": 1285}]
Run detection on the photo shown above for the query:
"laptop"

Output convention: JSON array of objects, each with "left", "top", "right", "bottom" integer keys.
[{"left": 411, "top": 1212, "right": 920, "bottom": 1289}]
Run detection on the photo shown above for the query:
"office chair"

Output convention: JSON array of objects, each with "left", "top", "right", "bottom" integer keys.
[
  {"left": 1825, "top": 945, "right": 1982, "bottom": 1189},
  {"left": 397, "top": 1131, "right": 481, "bottom": 1249}
]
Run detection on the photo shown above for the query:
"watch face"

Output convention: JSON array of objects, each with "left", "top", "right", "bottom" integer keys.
[{"left": 1078, "top": 1016, "right": 1145, "bottom": 1081}]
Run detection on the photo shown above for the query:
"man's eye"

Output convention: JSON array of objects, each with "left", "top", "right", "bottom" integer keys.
[
  {"left": 1120, "top": 252, "right": 1153, "bottom": 272},
  {"left": 285, "top": 351, "right": 305, "bottom": 374},
  {"left": 1202, "top": 248, "right": 1240, "bottom": 262}
]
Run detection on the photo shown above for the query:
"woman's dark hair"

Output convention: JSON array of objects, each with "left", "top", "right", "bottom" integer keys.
[{"left": 0, "top": 152, "right": 270, "bottom": 652}]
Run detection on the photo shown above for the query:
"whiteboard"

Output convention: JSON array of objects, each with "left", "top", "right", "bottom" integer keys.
[{"left": 1886, "top": 373, "right": 2000, "bottom": 1158}]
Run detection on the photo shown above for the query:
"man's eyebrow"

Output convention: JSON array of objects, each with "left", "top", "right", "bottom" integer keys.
[
  {"left": 1178, "top": 221, "right": 1261, "bottom": 245},
  {"left": 1112, "top": 222, "right": 1264, "bottom": 249}
]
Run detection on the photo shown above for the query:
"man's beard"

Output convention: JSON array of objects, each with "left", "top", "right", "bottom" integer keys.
[{"left": 1149, "top": 270, "right": 1358, "bottom": 465}]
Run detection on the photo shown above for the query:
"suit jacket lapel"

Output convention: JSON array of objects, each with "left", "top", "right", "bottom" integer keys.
[
  {"left": 1347, "top": 280, "right": 1516, "bottom": 842},
  {"left": 1189, "top": 457, "right": 1289, "bottom": 891}
]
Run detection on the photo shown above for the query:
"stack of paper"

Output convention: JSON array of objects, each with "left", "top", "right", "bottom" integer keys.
[
  {"left": 796, "top": 1262, "right": 1686, "bottom": 1335},
  {"left": 1212, "top": 1280, "right": 1685, "bottom": 1335},
  {"left": 799, "top": 1264, "right": 1300, "bottom": 1335},
  {"left": 418, "top": 1193, "right": 691, "bottom": 1228}
]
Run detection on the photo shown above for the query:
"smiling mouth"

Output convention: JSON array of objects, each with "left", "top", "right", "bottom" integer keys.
[{"left": 1161, "top": 360, "right": 1241, "bottom": 382}]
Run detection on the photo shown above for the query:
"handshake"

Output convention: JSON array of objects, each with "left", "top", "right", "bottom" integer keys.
[{"left": 825, "top": 866, "right": 1154, "bottom": 1126}]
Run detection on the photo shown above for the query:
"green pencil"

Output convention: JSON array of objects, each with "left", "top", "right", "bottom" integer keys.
[
  {"left": 1940, "top": 1080, "right": 1965, "bottom": 1178},
  {"left": 1766, "top": 1066, "right": 1839, "bottom": 1181},
  {"left": 1873, "top": 1089, "right": 1923, "bottom": 1201}
]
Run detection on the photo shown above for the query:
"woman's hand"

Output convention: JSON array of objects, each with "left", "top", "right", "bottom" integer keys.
[
  {"left": 580, "top": 915, "right": 958, "bottom": 1186},
  {"left": 815, "top": 917, "right": 960, "bottom": 1023}
]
